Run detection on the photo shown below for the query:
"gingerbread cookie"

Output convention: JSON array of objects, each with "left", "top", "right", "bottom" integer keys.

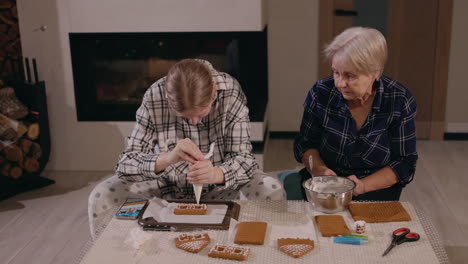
[
  {"left": 278, "top": 238, "right": 315, "bottom": 258},
  {"left": 174, "top": 233, "right": 211, "bottom": 253},
  {"left": 315, "top": 215, "right": 351, "bottom": 237},
  {"left": 234, "top": 222, "right": 268, "bottom": 245},
  {"left": 349, "top": 202, "right": 411, "bottom": 223},
  {"left": 208, "top": 244, "right": 250, "bottom": 261},
  {"left": 173, "top": 203, "right": 207, "bottom": 215}
]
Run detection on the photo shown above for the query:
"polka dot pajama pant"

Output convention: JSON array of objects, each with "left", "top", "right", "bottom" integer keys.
[{"left": 88, "top": 170, "right": 286, "bottom": 239}]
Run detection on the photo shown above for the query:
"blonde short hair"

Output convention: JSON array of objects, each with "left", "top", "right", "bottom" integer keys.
[
  {"left": 165, "top": 59, "right": 214, "bottom": 113},
  {"left": 324, "top": 27, "right": 387, "bottom": 77}
]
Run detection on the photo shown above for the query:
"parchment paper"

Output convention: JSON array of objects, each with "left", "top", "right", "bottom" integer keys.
[{"left": 142, "top": 197, "right": 228, "bottom": 224}]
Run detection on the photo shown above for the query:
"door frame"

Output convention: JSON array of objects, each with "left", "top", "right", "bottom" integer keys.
[{"left": 318, "top": 0, "right": 453, "bottom": 140}]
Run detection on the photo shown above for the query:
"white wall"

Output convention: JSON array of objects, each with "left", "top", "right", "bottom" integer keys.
[
  {"left": 446, "top": 0, "right": 468, "bottom": 133},
  {"left": 17, "top": 0, "right": 266, "bottom": 171},
  {"left": 267, "top": 0, "right": 319, "bottom": 132},
  {"left": 68, "top": 0, "right": 265, "bottom": 32}
]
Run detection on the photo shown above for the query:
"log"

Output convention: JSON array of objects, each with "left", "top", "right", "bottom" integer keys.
[
  {"left": 0, "top": 3, "right": 13, "bottom": 8},
  {"left": 18, "top": 122, "right": 28, "bottom": 138},
  {"left": 0, "top": 120, "right": 16, "bottom": 141},
  {"left": 27, "top": 123, "right": 40, "bottom": 140},
  {"left": 12, "top": 6, "right": 18, "bottom": 19},
  {"left": 0, "top": 112, "right": 27, "bottom": 141},
  {"left": 1, "top": 162, "right": 11, "bottom": 177},
  {"left": 29, "top": 142, "right": 42, "bottom": 159},
  {"left": 0, "top": 35, "right": 9, "bottom": 47},
  {"left": 8, "top": 25, "right": 19, "bottom": 39},
  {"left": 19, "top": 138, "right": 33, "bottom": 154},
  {"left": 0, "top": 87, "right": 29, "bottom": 119},
  {"left": 4, "top": 144, "right": 23, "bottom": 162},
  {"left": 23, "top": 158, "right": 39, "bottom": 173},
  {"left": 0, "top": 14, "right": 14, "bottom": 25},
  {"left": 10, "top": 166, "right": 22, "bottom": 179}
]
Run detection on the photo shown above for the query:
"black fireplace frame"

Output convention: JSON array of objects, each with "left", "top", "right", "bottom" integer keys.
[{"left": 69, "top": 29, "right": 267, "bottom": 122}]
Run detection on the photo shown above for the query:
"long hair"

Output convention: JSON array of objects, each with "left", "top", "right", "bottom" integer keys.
[{"left": 165, "top": 59, "right": 214, "bottom": 113}]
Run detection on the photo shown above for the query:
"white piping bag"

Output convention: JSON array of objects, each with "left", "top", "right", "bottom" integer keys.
[{"left": 193, "top": 142, "right": 215, "bottom": 204}]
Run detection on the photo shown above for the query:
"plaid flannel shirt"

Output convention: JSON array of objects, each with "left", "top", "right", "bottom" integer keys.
[
  {"left": 294, "top": 75, "right": 418, "bottom": 187},
  {"left": 116, "top": 60, "right": 258, "bottom": 198}
]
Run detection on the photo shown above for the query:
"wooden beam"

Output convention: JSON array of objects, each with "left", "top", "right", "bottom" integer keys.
[{"left": 430, "top": 0, "right": 453, "bottom": 140}]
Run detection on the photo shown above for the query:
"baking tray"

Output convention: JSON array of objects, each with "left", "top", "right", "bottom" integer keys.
[{"left": 138, "top": 199, "right": 240, "bottom": 231}]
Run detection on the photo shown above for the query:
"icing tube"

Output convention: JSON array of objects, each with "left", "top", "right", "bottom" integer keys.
[
  {"left": 333, "top": 236, "right": 367, "bottom": 245},
  {"left": 340, "top": 234, "right": 369, "bottom": 240}
]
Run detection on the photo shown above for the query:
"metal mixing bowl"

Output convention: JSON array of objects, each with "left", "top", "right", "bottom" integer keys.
[{"left": 303, "top": 176, "right": 356, "bottom": 213}]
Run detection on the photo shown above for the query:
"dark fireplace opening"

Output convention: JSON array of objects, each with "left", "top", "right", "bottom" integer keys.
[{"left": 69, "top": 30, "right": 267, "bottom": 122}]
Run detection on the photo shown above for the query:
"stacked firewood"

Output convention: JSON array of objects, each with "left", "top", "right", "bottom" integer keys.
[
  {"left": 0, "top": 87, "right": 41, "bottom": 179},
  {"left": 0, "top": 1, "right": 22, "bottom": 79}
]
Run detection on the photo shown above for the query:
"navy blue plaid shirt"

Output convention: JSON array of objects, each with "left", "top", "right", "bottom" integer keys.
[{"left": 294, "top": 75, "right": 418, "bottom": 187}]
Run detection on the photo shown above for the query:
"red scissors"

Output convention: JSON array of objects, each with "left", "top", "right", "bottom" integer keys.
[{"left": 382, "top": 227, "right": 420, "bottom": 256}]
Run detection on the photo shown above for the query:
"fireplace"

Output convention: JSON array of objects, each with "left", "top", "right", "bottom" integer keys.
[{"left": 69, "top": 30, "right": 267, "bottom": 123}]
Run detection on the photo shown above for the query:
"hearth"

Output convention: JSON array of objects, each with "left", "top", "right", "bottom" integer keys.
[{"left": 69, "top": 30, "right": 267, "bottom": 123}]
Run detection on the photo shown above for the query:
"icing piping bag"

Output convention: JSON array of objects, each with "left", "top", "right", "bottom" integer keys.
[{"left": 193, "top": 142, "right": 215, "bottom": 204}]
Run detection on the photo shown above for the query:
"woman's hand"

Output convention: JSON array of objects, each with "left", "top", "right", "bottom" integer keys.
[
  {"left": 187, "top": 160, "right": 224, "bottom": 184},
  {"left": 167, "top": 138, "right": 204, "bottom": 165},
  {"left": 312, "top": 166, "right": 337, "bottom": 176},
  {"left": 302, "top": 150, "right": 336, "bottom": 177},
  {"left": 348, "top": 175, "right": 365, "bottom": 196}
]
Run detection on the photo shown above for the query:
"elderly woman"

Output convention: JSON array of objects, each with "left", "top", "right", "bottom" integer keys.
[{"left": 294, "top": 27, "right": 417, "bottom": 201}]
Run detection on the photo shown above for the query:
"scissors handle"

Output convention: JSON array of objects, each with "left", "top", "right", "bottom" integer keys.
[
  {"left": 393, "top": 227, "right": 410, "bottom": 237},
  {"left": 383, "top": 228, "right": 415, "bottom": 257},
  {"left": 397, "top": 232, "right": 420, "bottom": 244}
]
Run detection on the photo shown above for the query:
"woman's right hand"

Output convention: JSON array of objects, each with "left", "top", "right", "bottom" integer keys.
[
  {"left": 312, "top": 166, "right": 337, "bottom": 176},
  {"left": 303, "top": 149, "right": 336, "bottom": 177},
  {"left": 167, "top": 138, "right": 204, "bottom": 165}
]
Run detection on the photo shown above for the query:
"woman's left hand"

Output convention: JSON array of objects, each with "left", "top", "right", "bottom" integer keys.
[
  {"left": 348, "top": 175, "right": 365, "bottom": 196},
  {"left": 187, "top": 160, "right": 222, "bottom": 184}
]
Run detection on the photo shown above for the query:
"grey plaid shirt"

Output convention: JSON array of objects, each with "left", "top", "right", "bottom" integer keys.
[{"left": 115, "top": 60, "right": 258, "bottom": 198}]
